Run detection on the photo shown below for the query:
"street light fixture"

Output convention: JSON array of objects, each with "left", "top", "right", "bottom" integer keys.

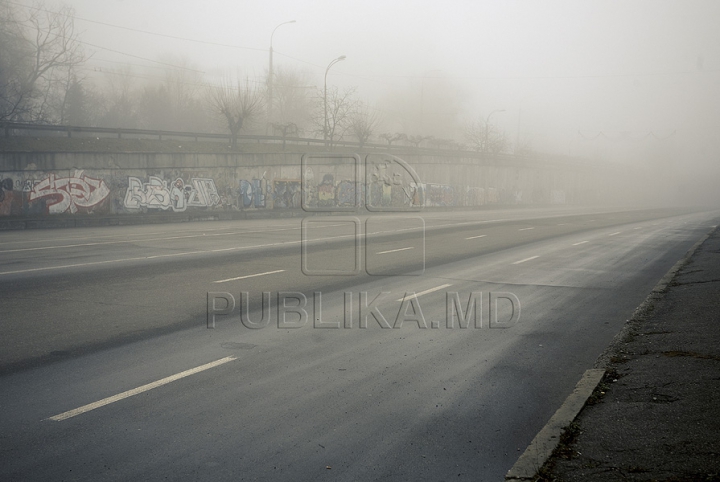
[
  {"left": 268, "top": 20, "right": 296, "bottom": 130},
  {"left": 324, "top": 55, "right": 346, "bottom": 146},
  {"left": 484, "top": 109, "right": 505, "bottom": 156}
]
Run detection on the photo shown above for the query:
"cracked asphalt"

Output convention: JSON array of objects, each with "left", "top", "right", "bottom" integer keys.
[{"left": 540, "top": 226, "right": 720, "bottom": 481}]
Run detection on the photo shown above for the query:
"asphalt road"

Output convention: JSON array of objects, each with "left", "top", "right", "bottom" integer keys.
[{"left": 0, "top": 206, "right": 718, "bottom": 481}]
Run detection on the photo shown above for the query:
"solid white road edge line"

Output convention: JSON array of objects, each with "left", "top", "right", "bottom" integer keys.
[
  {"left": 214, "top": 269, "right": 285, "bottom": 283},
  {"left": 47, "top": 356, "right": 238, "bottom": 421},
  {"left": 395, "top": 283, "right": 453, "bottom": 302},
  {"left": 512, "top": 256, "right": 539, "bottom": 265}
]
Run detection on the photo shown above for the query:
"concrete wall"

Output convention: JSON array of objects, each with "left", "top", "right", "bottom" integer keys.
[{"left": 0, "top": 150, "right": 620, "bottom": 219}]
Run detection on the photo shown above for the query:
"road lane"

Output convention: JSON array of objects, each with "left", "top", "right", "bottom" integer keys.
[
  {"left": 0, "top": 209, "right": 709, "bottom": 480},
  {"left": 0, "top": 207, "right": 718, "bottom": 481},
  {"left": 0, "top": 207, "right": 710, "bottom": 370}
]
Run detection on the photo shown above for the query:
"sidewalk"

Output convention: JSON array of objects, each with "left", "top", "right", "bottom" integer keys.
[{"left": 536, "top": 225, "right": 720, "bottom": 481}]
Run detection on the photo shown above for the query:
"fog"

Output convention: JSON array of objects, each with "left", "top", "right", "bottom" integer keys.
[{"left": 10, "top": 0, "right": 720, "bottom": 205}]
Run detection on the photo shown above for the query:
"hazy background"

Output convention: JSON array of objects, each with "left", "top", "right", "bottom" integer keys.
[{"left": 6, "top": 0, "right": 720, "bottom": 204}]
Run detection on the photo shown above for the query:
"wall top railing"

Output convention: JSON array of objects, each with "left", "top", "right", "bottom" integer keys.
[{"left": 0, "top": 121, "right": 592, "bottom": 169}]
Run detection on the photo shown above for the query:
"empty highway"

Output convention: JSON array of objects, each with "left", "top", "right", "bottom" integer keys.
[{"left": 0, "top": 206, "right": 718, "bottom": 481}]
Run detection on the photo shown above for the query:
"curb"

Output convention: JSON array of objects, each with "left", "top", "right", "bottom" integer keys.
[
  {"left": 505, "top": 224, "right": 718, "bottom": 481},
  {"left": 505, "top": 369, "right": 605, "bottom": 481}
]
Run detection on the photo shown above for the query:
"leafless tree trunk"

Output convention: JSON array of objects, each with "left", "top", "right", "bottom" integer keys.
[
  {"left": 348, "top": 102, "right": 381, "bottom": 148},
  {"left": 0, "top": 2, "right": 86, "bottom": 122},
  {"left": 379, "top": 132, "right": 406, "bottom": 146},
  {"left": 312, "top": 86, "right": 356, "bottom": 148},
  {"left": 207, "top": 77, "right": 264, "bottom": 149}
]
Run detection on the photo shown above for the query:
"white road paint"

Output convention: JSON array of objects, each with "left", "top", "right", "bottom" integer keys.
[
  {"left": 214, "top": 269, "right": 285, "bottom": 283},
  {"left": 572, "top": 241, "right": 589, "bottom": 246},
  {"left": 608, "top": 232, "right": 621, "bottom": 236},
  {"left": 465, "top": 234, "right": 487, "bottom": 240},
  {"left": 395, "top": 283, "right": 453, "bottom": 302},
  {"left": 377, "top": 247, "right": 415, "bottom": 254},
  {"left": 512, "top": 256, "right": 540, "bottom": 265},
  {"left": 634, "top": 227, "right": 643, "bottom": 230},
  {"left": 47, "top": 356, "right": 237, "bottom": 421},
  {"left": 518, "top": 227, "right": 535, "bottom": 231}
]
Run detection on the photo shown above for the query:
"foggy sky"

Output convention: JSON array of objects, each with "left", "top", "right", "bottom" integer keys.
[{"left": 16, "top": 0, "right": 720, "bottom": 202}]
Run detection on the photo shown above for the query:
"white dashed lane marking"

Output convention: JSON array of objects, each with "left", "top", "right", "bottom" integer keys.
[
  {"left": 395, "top": 284, "right": 453, "bottom": 302},
  {"left": 214, "top": 270, "right": 285, "bottom": 283},
  {"left": 48, "top": 356, "right": 238, "bottom": 421},
  {"left": 512, "top": 256, "right": 539, "bottom": 265}
]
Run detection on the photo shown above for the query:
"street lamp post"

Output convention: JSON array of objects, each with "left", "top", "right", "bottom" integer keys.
[
  {"left": 268, "top": 20, "right": 295, "bottom": 132},
  {"left": 484, "top": 109, "right": 505, "bottom": 156},
  {"left": 324, "top": 55, "right": 346, "bottom": 146}
]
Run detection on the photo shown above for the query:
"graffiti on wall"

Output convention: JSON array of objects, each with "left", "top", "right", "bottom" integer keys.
[
  {"left": 367, "top": 157, "right": 421, "bottom": 209},
  {"left": 28, "top": 171, "right": 110, "bottom": 214},
  {"left": 273, "top": 180, "right": 301, "bottom": 208},
  {"left": 239, "top": 179, "right": 266, "bottom": 208},
  {"left": 124, "top": 176, "right": 221, "bottom": 212},
  {"left": 425, "top": 183, "right": 456, "bottom": 207},
  {"left": 466, "top": 187, "right": 485, "bottom": 206},
  {"left": 0, "top": 178, "right": 12, "bottom": 203},
  {"left": 337, "top": 180, "right": 362, "bottom": 207},
  {"left": 317, "top": 174, "right": 335, "bottom": 206},
  {"left": 486, "top": 187, "right": 499, "bottom": 204}
]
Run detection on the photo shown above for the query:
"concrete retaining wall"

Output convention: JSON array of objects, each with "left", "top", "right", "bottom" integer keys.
[{"left": 0, "top": 150, "right": 625, "bottom": 224}]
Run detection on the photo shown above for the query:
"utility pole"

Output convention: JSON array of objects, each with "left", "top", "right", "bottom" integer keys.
[
  {"left": 324, "top": 55, "right": 346, "bottom": 147},
  {"left": 268, "top": 20, "right": 295, "bottom": 133}
]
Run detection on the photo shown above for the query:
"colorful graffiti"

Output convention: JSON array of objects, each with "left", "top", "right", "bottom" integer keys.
[
  {"left": 317, "top": 174, "right": 335, "bottom": 206},
  {"left": 425, "top": 183, "right": 456, "bottom": 207},
  {"left": 466, "top": 187, "right": 485, "bottom": 206},
  {"left": 337, "top": 180, "right": 361, "bottom": 207},
  {"left": 273, "top": 180, "right": 301, "bottom": 208},
  {"left": 28, "top": 171, "right": 110, "bottom": 214},
  {"left": 239, "top": 179, "right": 266, "bottom": 208},
  {"left": 124, "top": 176, "right": 221, "bottom": 212}
]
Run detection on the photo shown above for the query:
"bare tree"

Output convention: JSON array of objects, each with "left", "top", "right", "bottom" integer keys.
[
  {"left": 465, "top": 118, "right": 508, "bottom": 155},
  {"left": 379, "top": 132, "right": 406, "bottom": 146},
  {"left": 407, "top": 135, "right": 432, "bottom": 148},
  {"left": 0, "top": 2, "right": 85, "bottom": 122},
  {"left": 207, "top": 77, "right": 264, "bottom": 149},
  {"left": 271, "top": 121, "right": 298, "bottom": 149},
  {"left": 311, "top": 86, "right": 356, "bottom": 148},
  {"left": 348, "top": 102, "right": 381, "bottom": 148},
  {"left": 0, "top": 0, "right": 32, "bottom": 120}
]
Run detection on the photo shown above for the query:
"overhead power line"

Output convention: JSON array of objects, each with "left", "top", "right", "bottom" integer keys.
[{"left": 6, "top": 0, "right": 267, "bottom": 53}]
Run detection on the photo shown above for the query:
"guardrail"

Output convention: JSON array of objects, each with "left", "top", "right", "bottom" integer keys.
[
  {"left": 0, "top": 121, "right": 591, "bottom": 169},
  {"left": 1, "top": 121, "right": 421, "bottom": 152}
]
